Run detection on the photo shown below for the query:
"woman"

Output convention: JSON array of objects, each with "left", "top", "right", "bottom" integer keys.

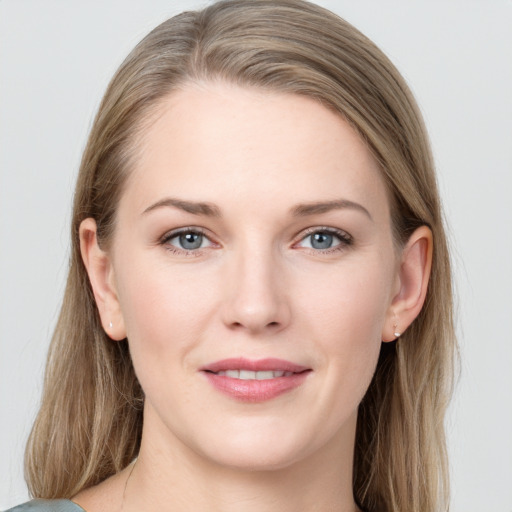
[{"left": 9, "top": 0, "right": 456, "bottom": 511}]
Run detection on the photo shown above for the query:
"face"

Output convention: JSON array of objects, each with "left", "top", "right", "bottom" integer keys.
[{"left": 107, "top": 83, "right": 400, "bottom": 471}]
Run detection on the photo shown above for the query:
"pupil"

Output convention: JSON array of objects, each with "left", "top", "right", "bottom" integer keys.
[
  {"left": 180, "top": 232, "right": 202, "bottom": 250},
  {"left": 311, "top": 232, "right": 333, "bottom": 249}
]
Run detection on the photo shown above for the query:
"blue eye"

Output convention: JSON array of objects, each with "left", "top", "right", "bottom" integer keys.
[
  {"left": 178, "top": 232, "right": 203, "bottom": 250},
  {"left": 310, "top": 232, "right": 336, "bottom": 249},
  {"left": 164, "top": 230, "right": 212, "bottom": 251},
  {"left": 297, "top": 229, "right": 351, "bottom": 251}
]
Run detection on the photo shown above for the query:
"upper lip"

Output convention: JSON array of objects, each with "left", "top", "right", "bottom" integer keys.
[{"left": 200, "top": 357, "right": 310, "bottom": 374}]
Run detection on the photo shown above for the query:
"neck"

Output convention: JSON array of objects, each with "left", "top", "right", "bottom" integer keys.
[{"left": 122, "top": 408, "right": 359, "bottom": 512}]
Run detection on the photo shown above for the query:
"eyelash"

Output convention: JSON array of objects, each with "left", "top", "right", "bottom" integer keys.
[
  {"left": 294, "top": 226, "right": 353, "bottom": 254},
  {"left": 159, "top": 227, "right": 214, "bottom": 257},
  {"left": 159, "top": 226, "right": 353, "bottom": 256}
]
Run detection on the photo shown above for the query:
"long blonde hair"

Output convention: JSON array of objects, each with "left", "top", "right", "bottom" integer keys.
[{"left": 25, "top": 1, "right": 456, "bottom": 510}]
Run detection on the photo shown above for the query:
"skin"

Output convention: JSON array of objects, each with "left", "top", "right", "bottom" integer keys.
[{"left": 76, "top": 83, "right": 432, "bottom": 512}]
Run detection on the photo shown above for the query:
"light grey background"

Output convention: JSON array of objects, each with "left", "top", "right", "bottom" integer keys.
[{"left": 1, "top": 1, "right": 511, "bottom": 510}]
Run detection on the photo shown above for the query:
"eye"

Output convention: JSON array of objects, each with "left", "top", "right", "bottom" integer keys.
[
  {"left": 306, "top": 232, "right": 338, "bottom": 250},
  {"left": 162, "top": 229, "right": 213, "bottom": 252},
  {"left": 296, "top": 228, "right": 352, "bottom": 251}
]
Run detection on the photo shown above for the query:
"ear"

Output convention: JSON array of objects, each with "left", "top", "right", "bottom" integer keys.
[
  {"left": 382, "top": 225, "right": 433, "bottom": 342},
  {"left": 79, "top": 218, "right": 126, "bottom": 341}
]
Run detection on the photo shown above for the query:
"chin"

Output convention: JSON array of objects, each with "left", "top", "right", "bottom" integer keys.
[
  {"left": 190, "top": 420, "right": 329, "bottom": 473},
  {"left": 204, "top": 443, "right": 308, "bottom": 473}
]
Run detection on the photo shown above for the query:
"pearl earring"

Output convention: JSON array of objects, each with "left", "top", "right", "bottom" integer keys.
[
  {"left": 109, "top": 321, "right": 113, "bottom": 329},
  {"left": 393, "top": 316, "right": 400, "bottom": 338}
]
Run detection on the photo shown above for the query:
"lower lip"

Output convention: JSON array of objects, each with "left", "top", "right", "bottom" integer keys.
[{"left": 202, "top": 371, "right": 311, "bottom": 403}]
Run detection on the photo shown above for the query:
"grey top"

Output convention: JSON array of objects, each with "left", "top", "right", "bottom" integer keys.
[{"left": 5, "top": 500, "right": 85, "bottom": 512}]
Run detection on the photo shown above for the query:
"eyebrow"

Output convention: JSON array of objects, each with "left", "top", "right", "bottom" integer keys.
[
  {"left": 142, "top": 197, "right": 221, "bottom": 217},
  {"left": 291, "top": 199, "right": 373, "bottom": 220},
  {"left": 142, "top": 197, "right": 372, "bottom": 221}
]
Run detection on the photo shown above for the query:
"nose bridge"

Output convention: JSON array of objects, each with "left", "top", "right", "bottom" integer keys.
[{"left": 223, "top": 236, "right": 289, "bottom": 333}]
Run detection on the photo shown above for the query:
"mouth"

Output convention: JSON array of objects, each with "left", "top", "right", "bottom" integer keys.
[
  {"left": 212, "top": 369, "right": 295, "bottom": 379},
  {"left": 200, "top": 358, "right": 311, "bottom": 402}
]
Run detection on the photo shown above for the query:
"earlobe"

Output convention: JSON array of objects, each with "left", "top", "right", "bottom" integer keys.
[
  {"left": 79, "top": 218, "right": 126, "bottom": 341},
  {"left": 382, "top": 226, "right": 433, "bottom": 342}
]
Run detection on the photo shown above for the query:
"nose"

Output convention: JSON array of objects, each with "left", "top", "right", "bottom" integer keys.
[{"left": 221, "top": 245, "right": 291, "bottom": 335}]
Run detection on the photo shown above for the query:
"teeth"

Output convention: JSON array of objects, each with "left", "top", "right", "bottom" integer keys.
[
  {"left": 216, "top": 370, "right": 290, "bottom": 380},
  {"left": 240, "top": 370, "right": 255, "bottom": 380},
  {"left": 255, "top": 371, "right": 273, "bottom": 380}
]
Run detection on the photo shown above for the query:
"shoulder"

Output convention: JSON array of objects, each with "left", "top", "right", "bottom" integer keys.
[{"left": 4, "top": 499, "right": 86, "bottom": 512}]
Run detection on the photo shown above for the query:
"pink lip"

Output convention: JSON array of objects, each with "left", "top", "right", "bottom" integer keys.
[{"left": 200, "top": 358, "right": 311, "bottom": 403}]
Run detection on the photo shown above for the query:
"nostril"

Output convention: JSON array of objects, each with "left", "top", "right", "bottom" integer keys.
[{"left": 229, "top": 320, "right": 280, "bottom": 331}]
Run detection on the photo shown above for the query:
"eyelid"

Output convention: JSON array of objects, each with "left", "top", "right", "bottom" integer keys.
[
  {"left": 159, "top": 226, "right": 219, "bottom": 255},
  {"left": 160, "top": 226, "right": 209, "bottom": 244},
  {"left": 296, "top": 226, "right": 352, "bottom": 242}
]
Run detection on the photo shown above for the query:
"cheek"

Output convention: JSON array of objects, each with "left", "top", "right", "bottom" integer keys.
[
  {"left": 114, "top": 257, "right": 218, "bottom": 366},
  {"left": 300, "top": 257, "right": 393, "bottom": 342},
  {"left": 299, "top": 257, "right": 393, "bottom": 397},
  {"left": 114, "top": 264, "right": 219, "bottom": 414}
]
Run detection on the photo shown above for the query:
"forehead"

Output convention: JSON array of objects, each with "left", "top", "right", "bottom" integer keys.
[{"left": 121, "top": 82, "right": 389, "bottom": 221}]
